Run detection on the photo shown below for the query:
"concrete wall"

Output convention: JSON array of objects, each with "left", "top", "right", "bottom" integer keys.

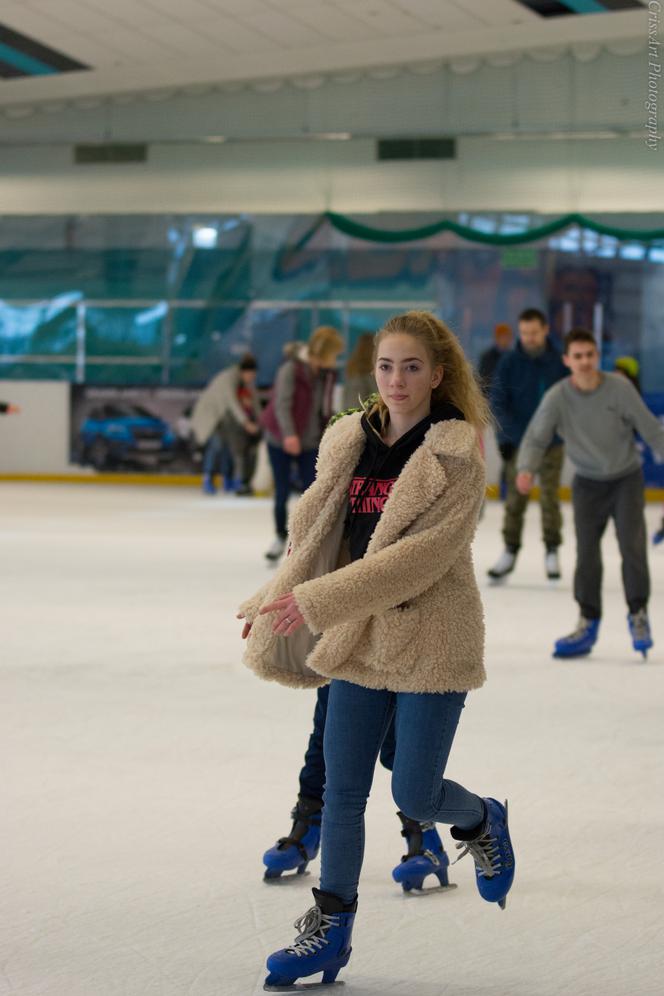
[
  {"left": 0, "top": 381, "right": 73, "bottom": 474},
  {"left": 0, "top": 135, "right": 658, "bottom": 216}
]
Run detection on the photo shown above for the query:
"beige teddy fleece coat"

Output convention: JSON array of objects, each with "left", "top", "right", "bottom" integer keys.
[{"left": 238, "top": 412, "right": 487, "bottom": 695}]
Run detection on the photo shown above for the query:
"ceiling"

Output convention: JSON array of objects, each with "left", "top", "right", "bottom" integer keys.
[{"left": 0, "top": 0, "right": 650, "bottom": 109}]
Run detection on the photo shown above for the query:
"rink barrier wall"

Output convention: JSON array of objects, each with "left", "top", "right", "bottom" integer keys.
[
  {"left": 0, "top": 472, "right": 269, "bottom": 491},
  {"left": 1, "top": 474, "right": 663, "bottom": 502}
]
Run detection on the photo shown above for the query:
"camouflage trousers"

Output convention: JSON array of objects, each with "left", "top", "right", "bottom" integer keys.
[{"left": 502, "top": 444, "right": 564, "bottom": 551}]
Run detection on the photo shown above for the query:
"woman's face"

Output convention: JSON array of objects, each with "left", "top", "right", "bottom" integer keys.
[{"left": 375, "top": 333, "right": 442, "bottom": 419}]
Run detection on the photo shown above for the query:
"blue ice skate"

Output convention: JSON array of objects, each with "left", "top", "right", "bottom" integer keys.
[
  {"left": 264, "top": 889, "right": 356, "bottom": 991},
  {"left": 201, "top": 474, "right": 217, "bottom": 496},
  {"left": 553, "top": 617, "right": 599, "bottom": 658},
  {"left": 391, "top": 812, "right": 456, "bottom": 893},
  {"left": 450, "top": 798, "right": 515, "bottom": 910},
  {"left": 263, "top": 797, "right": 322, "bottom": 881},
  {"left": 628, "top": 609, "right": 653, "bottom": 660},
  {"left": 653, "top": 522, "right": 664, "bottom": 546}
]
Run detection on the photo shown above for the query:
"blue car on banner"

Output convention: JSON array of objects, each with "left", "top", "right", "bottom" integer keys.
[{"left": 79, "top": 402, "right": 176, "bottom": 470}]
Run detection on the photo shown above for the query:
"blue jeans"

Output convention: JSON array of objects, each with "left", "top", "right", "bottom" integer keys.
[
  {"left": 267, "top": 443, "right": 318, "bottom": 539},
  {"left": 202, "top": 433, "right": 233, "bottom": 479},
  {"left": 299, "top": 686, "right": 396, "bottom": 801},
  {"left": 321, "top": 680, "right": 484, "bottom": 903}
]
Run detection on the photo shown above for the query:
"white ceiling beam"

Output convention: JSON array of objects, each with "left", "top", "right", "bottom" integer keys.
[{"left": 0, "top": 9, "right": 647, "bottom": 107}]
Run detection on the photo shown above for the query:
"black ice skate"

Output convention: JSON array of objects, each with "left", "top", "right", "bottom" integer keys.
[
  {"left": 263, "top": 797, "right": 323, "bottom": 881},
  {"left": 391, "top": 812, "right": 457, "bottom": 894}
]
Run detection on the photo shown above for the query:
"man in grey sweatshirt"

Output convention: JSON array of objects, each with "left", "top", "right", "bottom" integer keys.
[{"left": 516, "top": 328, "right": 664, "bottom": 660}]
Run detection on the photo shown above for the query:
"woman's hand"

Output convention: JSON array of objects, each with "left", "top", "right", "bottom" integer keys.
[
  {"left": 283, "top": 435, "right": 302, "bottom": 456},
  {"left": 259, "top": 592, "right": 305, "bottom": 636},
  {"left": 516, "top": 471, "right": 534, "bottom": 495},
  {"left": 236, "top": 612, "right": 252, "bottom": 640}
]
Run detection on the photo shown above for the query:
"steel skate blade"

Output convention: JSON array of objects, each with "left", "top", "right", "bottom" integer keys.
[
  {"left": 402, "top": 882, "right": 458, "bottom": 897},
  {"left": 264, "top": 983, "right": 345, "bottom": 992},
  {"left": 263, "top": 870, "right": 311, "bottom": 884},
  {"left": 498, "top": 897, "right": 507, "bottom": 910}
]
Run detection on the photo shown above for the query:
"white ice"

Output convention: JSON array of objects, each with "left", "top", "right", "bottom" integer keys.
[{"left": 1, "top": 484, "right": 663, "bottom": 996}]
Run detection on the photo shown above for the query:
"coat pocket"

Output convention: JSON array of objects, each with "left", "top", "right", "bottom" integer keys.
[{"left": 370, "top": 603, "right": 421, "bottom": 669}]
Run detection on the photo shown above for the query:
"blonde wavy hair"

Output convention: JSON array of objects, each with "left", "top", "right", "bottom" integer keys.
[
  {"left": 366, "top": 311, "right": 491, "bottom": 432},
  {"left": 308, "top": 325, "right": 344, "bottom": 367},
  {"left": 345, "top": 333, "right": 375, "bottom": 378}
]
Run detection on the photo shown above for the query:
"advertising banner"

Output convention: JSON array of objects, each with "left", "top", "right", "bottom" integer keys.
[{"left": 70, "top": 385, "right": 201, "bottom": 473}]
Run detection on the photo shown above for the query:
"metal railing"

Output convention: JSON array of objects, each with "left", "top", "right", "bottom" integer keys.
[{"left": 0, "top": 297, "right": 438, "bottom": 384}]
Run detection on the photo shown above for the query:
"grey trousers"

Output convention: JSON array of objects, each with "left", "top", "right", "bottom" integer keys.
[
  {"left": 572, "top": 468, "right": 650, "bottom": 620},
  {"left": 219, "top": 415, "right": 259, "bottom": 486}
]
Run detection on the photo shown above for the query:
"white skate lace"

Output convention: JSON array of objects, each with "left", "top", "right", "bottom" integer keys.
[
  {"left": 630, "top": 610, "right": 650, "bottom": 640},
  {"left": 566, "top": 617, "right": 591, "bottom": 641},
  {"left": 286, "top": 906, "right": 340, "bottom": 958},
  {"left": 453, "top": 828, "right": 500, "bottom": 879}
]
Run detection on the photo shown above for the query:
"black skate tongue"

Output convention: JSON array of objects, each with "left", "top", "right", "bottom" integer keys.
[
  {"left": 296, "top": 795, "right": 323, "bottom": 818},
  {"left": 395, "top": 811, "right": 424, "bottom": 860},
  {"left": 312, "top": 888, "right": 358, "bottom": 915}
]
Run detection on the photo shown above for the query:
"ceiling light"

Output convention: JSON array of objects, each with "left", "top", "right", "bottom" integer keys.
[{"left": 192, "top": 226, "right": 218, "bottom": 249}]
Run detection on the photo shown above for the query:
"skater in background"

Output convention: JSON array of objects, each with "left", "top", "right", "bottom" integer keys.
[
  {"left": 191, "top": 354, "right": 261, "bottom": 496},
  {"left": 0, "top": 401, "right": 20, "bottom": 415},
  {"left": 516, "top": 329, "right": 664, "bottom": 659},
  {"left": 478, "top": 322, "right": 512, "bottom": 395},
  {"left": 610, "top": 358, "right": 664, "bottom": 547},
  {"left": 261, "top": 325, "right": 344, "bottom": 562},
  {"left": 238, "top": 311, "right": 515, "bottom": 991},
  {"left": 654, "top": 514, "right": 664, "bottom": 547},
  {"left": 614, "top": 355, "right": 641, "bottom": 394},
  {"left": 488, "top": 307, "right": 567, "bottom": 582},
  {"left": 477, "top": 323, "right": 512, "bottom": 502},
  {"left": 342, "top": 333, "right": 375, "bottom": 410}
]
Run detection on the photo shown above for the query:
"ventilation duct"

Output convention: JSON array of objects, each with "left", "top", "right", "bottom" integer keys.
[
  {"left": 74, "top": 144, "right": 147, "bottom": 164},
  {"left": 376, "top": 138, "right": 456, "bottom": 161}
]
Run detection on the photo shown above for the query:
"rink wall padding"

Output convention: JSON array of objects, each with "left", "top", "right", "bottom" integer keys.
[
  {"left": 0, "top": 380, "right": 70, "bottom": 474},
  {"left": 1, "top": 380, "right": 663, "bottom": 500}
]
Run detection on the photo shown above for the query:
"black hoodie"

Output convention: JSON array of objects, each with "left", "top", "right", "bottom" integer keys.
[{"left": 344, "top": 401, "right": 465, "bottom": 562}]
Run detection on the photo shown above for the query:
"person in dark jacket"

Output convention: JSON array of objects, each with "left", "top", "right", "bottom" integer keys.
[
  {"left": 488, "top": 308, "right": 567, "bottom": 581},
  {"left": 0, "top": 401, "right": 20, "bottom": 415},
  {"left": 478, "top": 323, "right": 513, "bottom": 395}
]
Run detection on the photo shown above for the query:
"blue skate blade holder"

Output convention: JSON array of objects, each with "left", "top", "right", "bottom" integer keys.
[{"left": 254, "top": 970, "right": 345, "bottom": 994}]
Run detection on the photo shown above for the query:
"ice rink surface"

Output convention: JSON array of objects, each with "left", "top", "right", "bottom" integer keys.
[{"left": 2, "top": 483, "right": 663, "bottom": 996}]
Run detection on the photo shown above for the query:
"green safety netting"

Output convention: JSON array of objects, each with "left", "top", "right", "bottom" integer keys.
[{"left": 323, "top": 211, "right": 664, "bottom": 246}]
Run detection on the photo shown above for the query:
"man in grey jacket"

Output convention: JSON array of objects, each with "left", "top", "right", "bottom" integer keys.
[
  {"left": 516, "top": 328, "right": 664, "bottom": 660},
  {"left": 192, "top": 354, "right": 261, "bottom": 495}
]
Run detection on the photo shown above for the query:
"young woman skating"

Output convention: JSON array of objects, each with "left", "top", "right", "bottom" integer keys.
[{"left": 238, "top": 311, "right": 515, "bottom": 991}]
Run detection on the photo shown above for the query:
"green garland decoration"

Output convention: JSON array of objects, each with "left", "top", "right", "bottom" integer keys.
[
  {"left": 327, "top": 393, "right": 380, "bottom": 427},
  {"left": 324, "top": 211, "right": 664, "bottom": 247}
]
